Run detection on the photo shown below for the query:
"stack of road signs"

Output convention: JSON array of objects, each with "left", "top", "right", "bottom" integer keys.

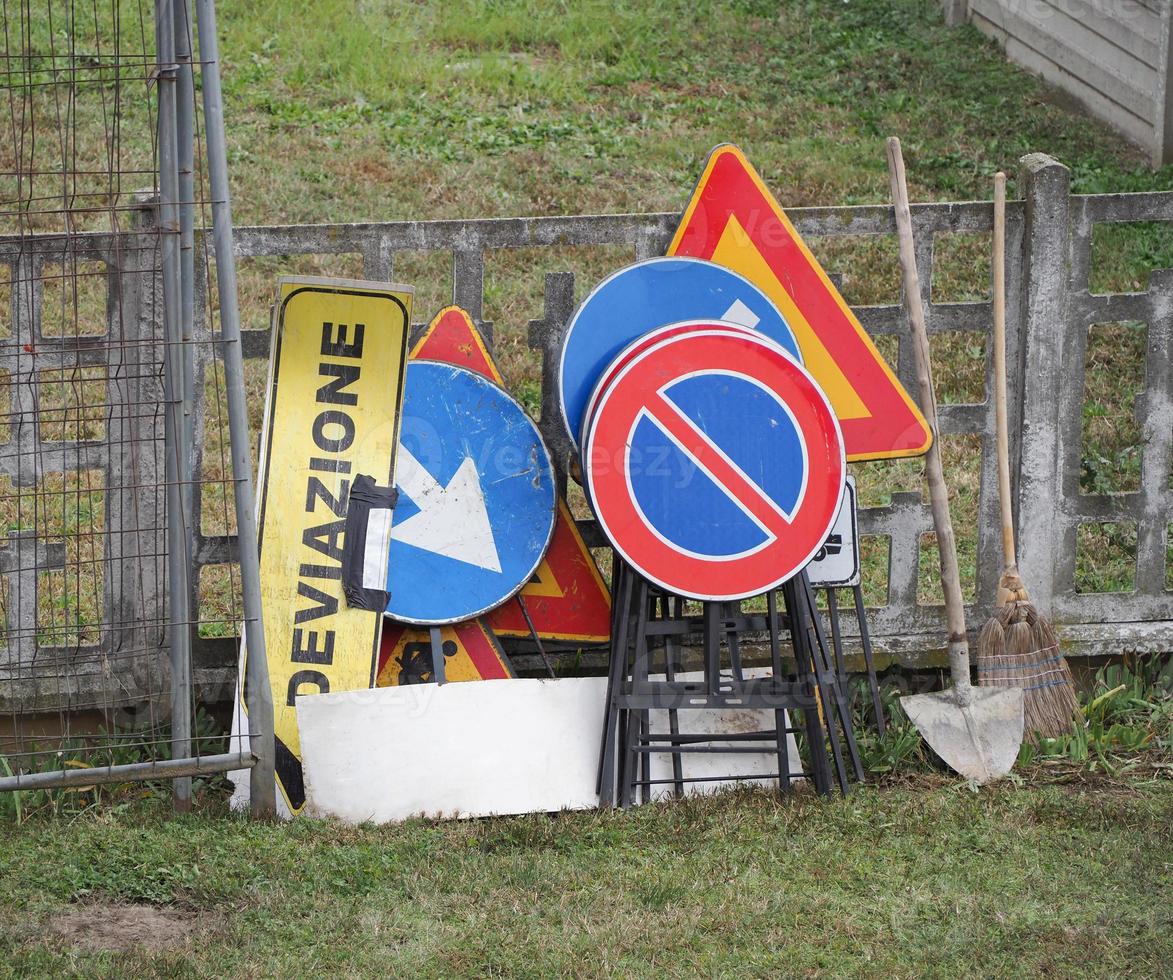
[
  {"left": 251, "top": 144, "right": 925, "bottom": 817},
  {"left": 558, "top": 260, "right": 858, "bottom": 798},
  {"left": 375, "top": 307, "right": 612, "bottom": 689},
  {"left": 559, "top": 145, "right": 932, "bottom": 802},
  {"left": 661, "top": 144, "right": 927, "bottom": 736}
]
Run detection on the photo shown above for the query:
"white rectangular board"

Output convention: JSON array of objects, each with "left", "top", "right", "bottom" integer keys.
[{"left": 297, "top": 672, "right": 799, "bottom": 824}]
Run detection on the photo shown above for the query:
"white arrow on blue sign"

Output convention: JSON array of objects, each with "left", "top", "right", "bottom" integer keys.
[{"left": 385, "top": 361, "right": 557, "bottom": 625}]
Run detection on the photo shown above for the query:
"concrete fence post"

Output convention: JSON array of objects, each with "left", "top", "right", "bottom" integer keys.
[
  {"left": 1156, "top": 4, "right": 1173, "bottom": 167},
  {"left": 941, "top": 0, "right": 968, "bottom": 28},
  {"left": 1014, "top": 153, "right": 1071, "bottom": 619},
  {"left": 528, "top": 272, "right": 576, "bottom": 497},
  {"left": 104, "top": 193, "right": 168, "bottom": 711}
]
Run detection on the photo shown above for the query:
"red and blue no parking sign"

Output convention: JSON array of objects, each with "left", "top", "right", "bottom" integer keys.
[{"left": 584, "top": 327, "right": 845, "bottom": 601}]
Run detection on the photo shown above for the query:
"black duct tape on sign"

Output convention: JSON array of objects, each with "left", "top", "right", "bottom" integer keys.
[{"left": 342, "top": 473, "right": 398, "bottom": 611}]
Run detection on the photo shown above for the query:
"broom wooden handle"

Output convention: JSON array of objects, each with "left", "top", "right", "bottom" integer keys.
[
  {"left": 886, "top": 137, "right": 972, "bottom": 702},
  {"left": 992, "top": 172, "right": 1017, "bottom": 577}
]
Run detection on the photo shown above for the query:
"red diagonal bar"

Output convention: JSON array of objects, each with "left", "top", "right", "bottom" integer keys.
[{"left": 643, "top": 390, "right": 793, "bottom": 541}]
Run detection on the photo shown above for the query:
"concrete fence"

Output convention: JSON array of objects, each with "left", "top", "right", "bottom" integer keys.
[
  {"left": 1, "top": 152, "right": 1170, "bottom": 713},
  {"left": 945, "top": 0, "right": 1173, "bottom": 167}
]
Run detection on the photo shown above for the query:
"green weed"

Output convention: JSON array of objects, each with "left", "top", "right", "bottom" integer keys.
[
  {"left": 852, "top": 681, "right": 932, "bottom": 774},
  {"left": 1017, "top": 658, "right": 1173, "bottom": 770},
  {"left": 850, "top": 656, "right": 1171, "bottom": 779},
  {"left": 0, "top": 709, "right": 231, "bottom": 824}
]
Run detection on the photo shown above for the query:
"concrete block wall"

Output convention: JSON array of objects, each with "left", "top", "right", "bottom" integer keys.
[{"left": 948, "top": 1, "right": 1173, "bottom": 167}]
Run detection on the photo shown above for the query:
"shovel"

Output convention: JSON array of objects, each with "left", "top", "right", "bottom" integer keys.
[{"left": 885, "top": 138, "right": 1023, "bottom": 783}]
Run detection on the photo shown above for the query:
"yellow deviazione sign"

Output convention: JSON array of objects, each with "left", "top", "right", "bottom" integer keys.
[{"left": 249, "top": 277, "right": 411, "bottom": 814}]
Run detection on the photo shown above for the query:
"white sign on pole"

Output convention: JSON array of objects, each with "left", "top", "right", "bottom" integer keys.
[{"left": 806, "top": 476, "right": 860, "bottom": 587}]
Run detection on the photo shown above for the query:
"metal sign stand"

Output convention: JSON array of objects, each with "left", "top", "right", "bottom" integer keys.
[
  {"left": 427, "top": 627, "right": 448, "bottom": 685},
  {"left": 799, "top": 575, "right": 865, "bottom": 790},
  {"left": 598, "top": 562, "right": 863, "bottom": 807},
  {"left": 823, "top": 585, "right": 888, "bottom": 737},
  {"left": 515, "top": 593, "right": 557, "bottom": 678}
]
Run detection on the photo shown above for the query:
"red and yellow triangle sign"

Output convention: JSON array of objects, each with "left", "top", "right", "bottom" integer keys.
[
  {"left": 669, "top": 144, "right": 931, "bottom": 462},
  {"left": 411, "top": 307, "right": 612, "bottom": 645},
  {"left": 377, "top": 620, "right": 513, "bottom": 686},
  {"left": 411, "top": 304, "right": 505, "bottom": 384}
]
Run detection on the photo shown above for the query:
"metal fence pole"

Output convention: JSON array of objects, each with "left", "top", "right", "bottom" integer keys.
[
  {"left": 174, "top": 0, "right": 198, "bottom": 555},
  {"left": 174, "top": 0, "right": 201, "bottom": 798},
  {"left": 193, "top": 0, "right": 276, "bottom": 817},
  {"left": 156, "top": 0, "right": 194, "bottom": 811},
  {"left": 0, "top": 752, "right": 255, "bottom": 794}
]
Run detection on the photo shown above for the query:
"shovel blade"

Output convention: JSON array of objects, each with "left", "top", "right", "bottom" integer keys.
[{"left": 902, "top": 686, "right": 1024, "bottom": 784}]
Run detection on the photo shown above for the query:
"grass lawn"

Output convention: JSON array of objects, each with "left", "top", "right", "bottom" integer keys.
[
  {"left": 0, "top": 775, "right": 1170, "bottom": 977},
  {"left": 213, "top": 0, "right": 1171, "bottom": 221},
  {"left": 5, "top": 663, "right": 1172, "bottom": 975}
]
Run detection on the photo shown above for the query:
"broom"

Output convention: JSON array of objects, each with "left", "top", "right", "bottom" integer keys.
[{"left": 976, "top": 171, "right": 1080, "bottom": 740}]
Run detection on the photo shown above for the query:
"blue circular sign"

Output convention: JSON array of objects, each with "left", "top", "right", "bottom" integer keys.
[
  {"left": 386, "top": 361, "right": 557, "bottom": 625},
  {"left": 558, "top": 256, "right": 800, "bottom": 451}
]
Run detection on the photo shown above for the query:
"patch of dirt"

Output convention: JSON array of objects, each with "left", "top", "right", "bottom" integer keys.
[{"left": 49, "top": 902, "right": 201, "bottom": 952}]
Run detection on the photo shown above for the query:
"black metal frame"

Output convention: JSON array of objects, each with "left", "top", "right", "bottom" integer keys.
[
  {"left": 598, "top": 562, "right": 865, "bottom": 806},
  {"left": 824, "top": 584, "right": 887, "bottom": 738}
]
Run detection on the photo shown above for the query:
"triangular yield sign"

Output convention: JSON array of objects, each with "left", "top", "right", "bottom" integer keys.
[
  {"left": 520, "top": 555, "right": 564, "bottom": 599},
  {"left": 411, "top": 305, "right": 504, "bottom": 383},
  {"left": 487, "top": 496, "right": 611, "bottom": 641},
  {"left": 412, "top": 307, "right": 612, "bottom": 644},
  {"left": 669, "top": 144, "right": 931, "bottom": 461},
  {"left": 376, "top": 620, "right": 513, "bottom": 686}
]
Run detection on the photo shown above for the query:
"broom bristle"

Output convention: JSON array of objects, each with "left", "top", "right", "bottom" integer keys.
[
  {"left": 976, "top": 614, "right": 1006, "bottom": 666},
  {"left": 976, "top": 572, "right": 1079, "bottom": 742},
  {"left": 1020, "top": 604, "right": 1080, "bottom": 738}
]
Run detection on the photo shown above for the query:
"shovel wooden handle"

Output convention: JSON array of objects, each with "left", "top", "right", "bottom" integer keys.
[{"left": 886, "top": 137, "right": 972, "bottom": 702}]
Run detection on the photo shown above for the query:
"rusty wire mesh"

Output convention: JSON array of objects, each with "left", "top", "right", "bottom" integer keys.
[{"left": 0, "top": 0, "right": 247, "bottom": 795}]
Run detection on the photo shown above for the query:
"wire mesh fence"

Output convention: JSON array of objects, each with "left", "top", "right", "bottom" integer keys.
[{"left": 0, "top": 0, "right": 271, "bottom": 813}]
